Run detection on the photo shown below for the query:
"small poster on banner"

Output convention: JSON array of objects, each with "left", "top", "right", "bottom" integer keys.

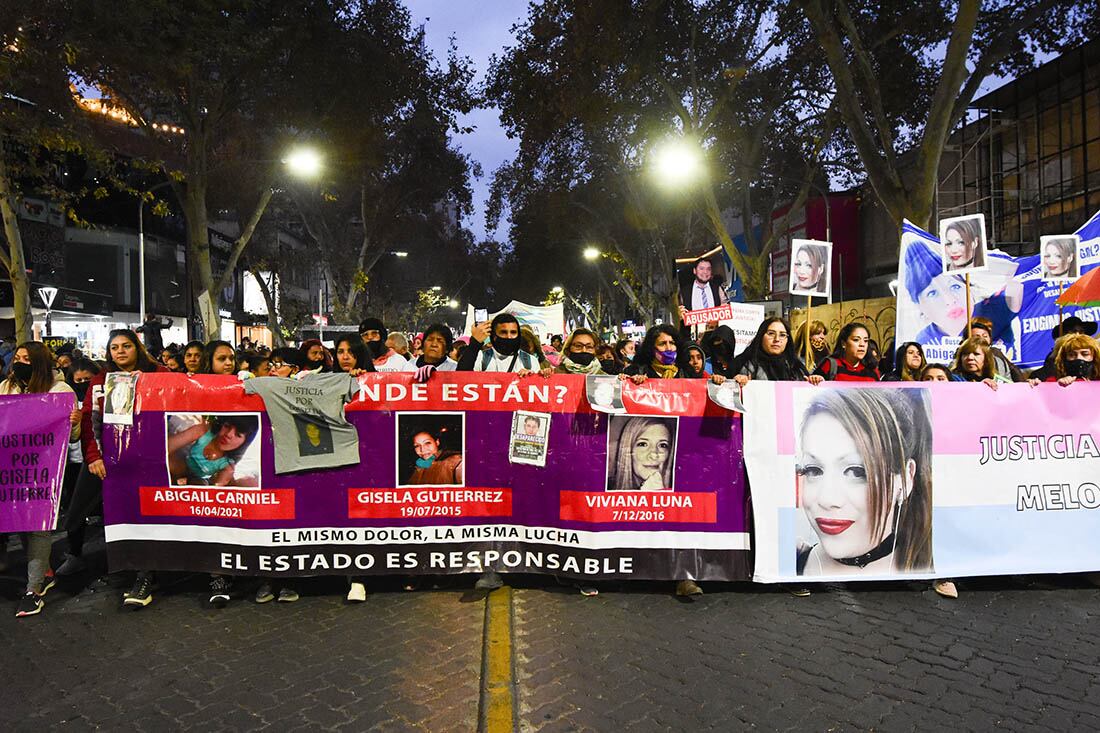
[
  {"left": 103, "top": 372, "right": 140, "bottom": 426},
  {"left": 509, "top": 410, "right": 551, "bottom": 467},
  {"left": 1039, "top": 235, "right": 1081, "bottom": 282},
  {"left": 939, "top": 214, "right": 989, "bottom": 274},
  {"left": 585, "top": 375, "right": 625, "bottom": 414},
  {"left": 789, "top": 239, "right": 832, "bottom": 297},
  {"left": 707, "top": 380, "right": 746, "bottom": 413}
]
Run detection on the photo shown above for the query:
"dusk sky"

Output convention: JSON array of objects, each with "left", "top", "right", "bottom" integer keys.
[{"left": 403, "top": 0, "right": 532, "bottom": 243}]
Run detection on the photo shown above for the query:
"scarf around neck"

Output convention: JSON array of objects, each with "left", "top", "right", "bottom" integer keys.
[
  {"left": 559, "top": 354, "right": 603, "bottom": 375},
  {"left": 650, "top": 358, "right": 679, "bottom": 379}
]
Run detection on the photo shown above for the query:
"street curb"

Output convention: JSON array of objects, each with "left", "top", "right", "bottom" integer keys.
[{"left": 478, "top": 586, "right": 517, "bottom": 733}]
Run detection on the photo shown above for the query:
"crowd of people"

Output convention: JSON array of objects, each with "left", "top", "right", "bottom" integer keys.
[{"left": 1, "top": 305, "right": 1097, "bottom": 617}]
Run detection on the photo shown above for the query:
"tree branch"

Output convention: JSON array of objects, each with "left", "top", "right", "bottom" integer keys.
[{"left": 216, "top": 181, "right": 275, "bottom": 294}]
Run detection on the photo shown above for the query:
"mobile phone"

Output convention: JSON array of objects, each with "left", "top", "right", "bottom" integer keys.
[{"left": 475, "top": 308, "right": 488, "bottom": 321}]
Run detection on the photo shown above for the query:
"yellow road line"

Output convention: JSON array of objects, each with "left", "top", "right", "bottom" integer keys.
[{"left": 479, "top": 586, "right": 516, "bottom": 733}]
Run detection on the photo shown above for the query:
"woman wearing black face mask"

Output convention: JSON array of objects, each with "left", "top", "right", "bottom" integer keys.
[
  {"left": 554, "top": 329, "right": 607, "bottom": 375},
  {"left": 700, "top": 325, "right": 738, "bottom": 378},
  {"left": 1, "top": 342, "right": 82, "bottom": 617}
]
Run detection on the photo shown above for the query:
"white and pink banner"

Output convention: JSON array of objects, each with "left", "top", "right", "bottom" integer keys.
[{"left": 744, "top": 381, "right": 1100, "bottom": 582}]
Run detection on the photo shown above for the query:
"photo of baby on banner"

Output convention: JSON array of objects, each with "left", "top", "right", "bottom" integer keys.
[
  {"left": 1040, "top": 235, "right": 1081, "bottom": 282},
  {"left": 788, "top": 239, "right": 831, "bottom": 297},
  {"left": 939, "top": 214, "right": 988, "bottom": 274},
  {"left": 166, "top": 413, "right": 262, "bottom": 487},
  {"left": 585, "top": 374, "right": 624, "bottom": 414},
  {"left": 793, "top": 388, "right": 933, "bottom": 577},
  {"left": 605, "top": 415, "right": 678, "bottom": 492},
  {"left": 103, "top": 372, "right": 140, "bottom": 426},
  {"left": 509, "top": 410, "right": 550, "bottom": 467},
  {"left": 397, "top": 412, "right": 465, "bottom": 487}
]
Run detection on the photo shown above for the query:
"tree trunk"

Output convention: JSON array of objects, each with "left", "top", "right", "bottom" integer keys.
[
  {"left": 0, "top": 155, "right": 33, "bottom": 343},
  {"left": 251, "top": 267, "right": 286, "bottom": 347}
]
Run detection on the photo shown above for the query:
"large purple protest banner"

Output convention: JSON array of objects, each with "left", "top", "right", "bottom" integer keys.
[
  {"left": 0, "top": 392, "right": 72, "bottom": 532},
  {"left": 102, "top": 373, "right": 751, "bottom": 581}
]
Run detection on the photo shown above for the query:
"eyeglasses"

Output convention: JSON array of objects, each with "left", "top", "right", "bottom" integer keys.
[
  {"left": 764, "top": 331, "right": 788, "bottom": 340},
  {"left": 270, "top": 360, "right": 286, "bottom": 369}
]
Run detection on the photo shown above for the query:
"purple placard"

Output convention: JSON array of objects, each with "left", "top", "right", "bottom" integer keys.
[{"left": 0, "top": 392, "right": 73, "bottom": 532}]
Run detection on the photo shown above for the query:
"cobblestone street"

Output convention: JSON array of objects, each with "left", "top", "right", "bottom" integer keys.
[{"left": 2, "top": 534, "right": 1099, "bottom": 732}]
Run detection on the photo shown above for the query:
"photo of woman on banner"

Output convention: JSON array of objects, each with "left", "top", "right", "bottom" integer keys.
[
  {"left": 606, "top": 415, "right": 677, "bottom": 491},
  {"left": 788, "top": 240, "right": 831, "bottom": 297},
  {"left": 167, "top": 414, "right": 261, "bottom": 487},
  {"left": 794, "top": 388, "right": 933, "bottom": 577},
  {"left": 903, "top": 238, "right": 1022, "bottom": 356},
  {"left": 398, "top": 413, "right": 465, "bottom": 486},
  {"left": 1040, "top": 235, "right": 1080, "bottom": 281},
  {"left": 940, "top": 214, "right": 988, "bottom": 273}
]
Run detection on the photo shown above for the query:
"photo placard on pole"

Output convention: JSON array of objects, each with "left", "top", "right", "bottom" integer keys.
[{"left": 788, "top": 239, "right": 832, "bottom": 298}]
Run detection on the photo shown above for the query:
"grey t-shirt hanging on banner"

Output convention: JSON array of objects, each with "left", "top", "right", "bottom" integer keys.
[{"left": 244, "top": 373, "right": 360, "bottom": 474}]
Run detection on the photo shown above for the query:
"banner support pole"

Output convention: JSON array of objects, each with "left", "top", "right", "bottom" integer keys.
[
  {"left": 1059, "top": 281, "right": 1064, "bottom": 326},
  {"left": 965, "top": 274, "right": 973, "bottom": 341},
  {"left": 805, "top": 295, "right": 812, "bottom": 368}
]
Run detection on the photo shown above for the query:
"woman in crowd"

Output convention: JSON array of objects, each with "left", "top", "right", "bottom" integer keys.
[
  {"left": 596, "top": 344, "right": 620, "bottom": 375},
  {"left": 163, "top": 351, "right": 182, "bottom": 372},
  {"left": 519, "top": 326, "right": 554, "bottom": 375},
  {"left": 794, "top": 320, "right": 830, "bottom": 370},
  {"left": 59, "top": 330, "right": 166, "bottom": 609},
  {"left": 881, "top": 342, "right": 926, "bottom": 382},
  {"left": 623, "top": 325, "right": 693, "bottom": 380},
  {"left": 1, "top": 342, "right": 81, "bottom": 617},
  {"left": 700, "top": 325, "right": 738, "bottom": 379},
  {"left": 943, "top": 218, "right": 985, "bottom": 271},
  {"left": 334, "top": 335, "right": 374, "bottom": 376},
  {"left": 299, "top": 338, "right": 332, "bottom": 372},
  {"left": 554, "top": 328, "right": 606, "bottom": 375},
  {"left": 403, "top": 324, "right": 457, "bottom": 373},
  {"left": 919, "top": 363, "right": 956, "bottom": 382},
  {"left": 814, "top": 322, "right": 880, "bottom": 382},
  {"left": 613, "top": 338, "right": 636, "bottom": 369},
  {"left": 607, "top": 417, "right": 675, "bottom": 492},
  {"left": 1031, "top": 333, "right": 1100, "bottom": 386},
  {"left": 201, "top": 340, "right": 238, "bottom": 375},
  {"left": 951, "top": 340, "right": 1003, "bottom": 389},
  {"left": 731, "top": 318, "right": 824, "bottom": 387},
  {"left": 685, "top": 343, "right": 709, "bottom": 378},
  {"left": 181, "top": 340, "right": 205, "bottom": 375},
  {"left": 796, "top": 388, "right": 933, "bottom": 577}
]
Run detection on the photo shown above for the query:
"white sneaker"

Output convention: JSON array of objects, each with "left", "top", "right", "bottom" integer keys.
[{"left": 346, "top": 582, "right": 367, "bottom": 603}]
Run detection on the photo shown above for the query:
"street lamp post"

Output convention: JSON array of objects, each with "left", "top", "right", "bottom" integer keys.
[
  {"left": 37, "top": 286, "right": 57, "bottom": 336},
  {"left": 138, "top": 180, "right": 174, "bottom": 324}
]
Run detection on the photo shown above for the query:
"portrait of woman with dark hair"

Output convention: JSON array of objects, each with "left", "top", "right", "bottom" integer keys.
[
  {"left": 167, "top": 414, "right": 261, "bottom": 487},
  {"left": 606, "top": 416, "right": 677, "bottom": 492},
  {"left": 795, "top": 389, "right": 933, "bottom": 576},
  {"left": 789, "top": 240, "right": 831, "bottom": 296},
  {"left": 940, "top": 215, "right": 986, "bottom": 272}
]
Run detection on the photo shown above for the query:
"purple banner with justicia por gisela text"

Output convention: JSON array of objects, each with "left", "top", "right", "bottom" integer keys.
[
  {"left": 0, "top": 392, "right": 72, "bottom": 532},
  {"left": 101, "top": 373, "right": 751, "bottom": 581}
]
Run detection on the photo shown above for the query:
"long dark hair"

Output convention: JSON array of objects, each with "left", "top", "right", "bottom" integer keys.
[
  {"left": 333, "top": 335, "right": 374, "bottom": 372},
  {"left": 6, "top": 341, "right": 58, "bottom": 393},
  {"left": 732, "top": 317, "right": 808, "bottom": 381},
  {"left": 831, "top": 322, "right": 875, "bottom": 368},
  {"left": 106, "top": 329, "right": 159, "bottom": 373},
  {"left": 206, "top": 415, "right": 260, "bottom": 462},
  {"left": 201, "top": 340, "right": 238, "bottom": 374},
  {"left": 633, "top": 324, "right": 689, "bottom": 375},
  {"left": 299, "top": 338, "right": 333, "bottom": 370}
]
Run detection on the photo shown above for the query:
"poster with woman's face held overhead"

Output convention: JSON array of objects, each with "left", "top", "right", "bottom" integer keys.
[
  {"left": 1040, "top": 235, "right": 1080, "bottom": 282},
  {"left": 939, "top": 214, "right": 988, "bottom": 274},
  {"left": 788, "top": 239, "right": 832, "bottom": 297}
]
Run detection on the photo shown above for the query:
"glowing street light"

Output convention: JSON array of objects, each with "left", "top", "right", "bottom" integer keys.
[
  {"left": 447, "top": 299, "right": 459, "bottom": 309},
  {"left": 431, "top": 285, "right": 442, "bottom": 291},
  {"left": 551, "top": 285, "right": 564, "bottom": 294},
  {"left": 391, "top": 251, "right": 409, "bottom": 257},
  {"left": 582, "top": 247, "right": 600, "bottom": 261},
  {"left": 283, "top": 147, "right": 323, "bottom": 179},
  {"left": 650, "top": 137, "right": 704, "bottom": 188}
]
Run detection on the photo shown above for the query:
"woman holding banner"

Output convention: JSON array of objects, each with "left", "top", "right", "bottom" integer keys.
[
  {"left": 730, "top": 318, "right": 824, "bottom": 386},
  {"left": 881, "top": 342, "right": 926, "bottom": 382},
  {"left": 1030, "top": 333, "right": 1100, "bottom": 386},
  {"left": 1, "top": 342, "right": 81, "bottom": 617},
  {"left": 61, "top": 330, "right": 168, "bottom": 609},
  {"left": 951, "top": 340, "right": 1005, "bottom": 389},
  {"left": 796, "top": 389, "right": 933, "bottom": 577},
  {"left": 813, "top": 323, "right": 880, "bottom": 382}
]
